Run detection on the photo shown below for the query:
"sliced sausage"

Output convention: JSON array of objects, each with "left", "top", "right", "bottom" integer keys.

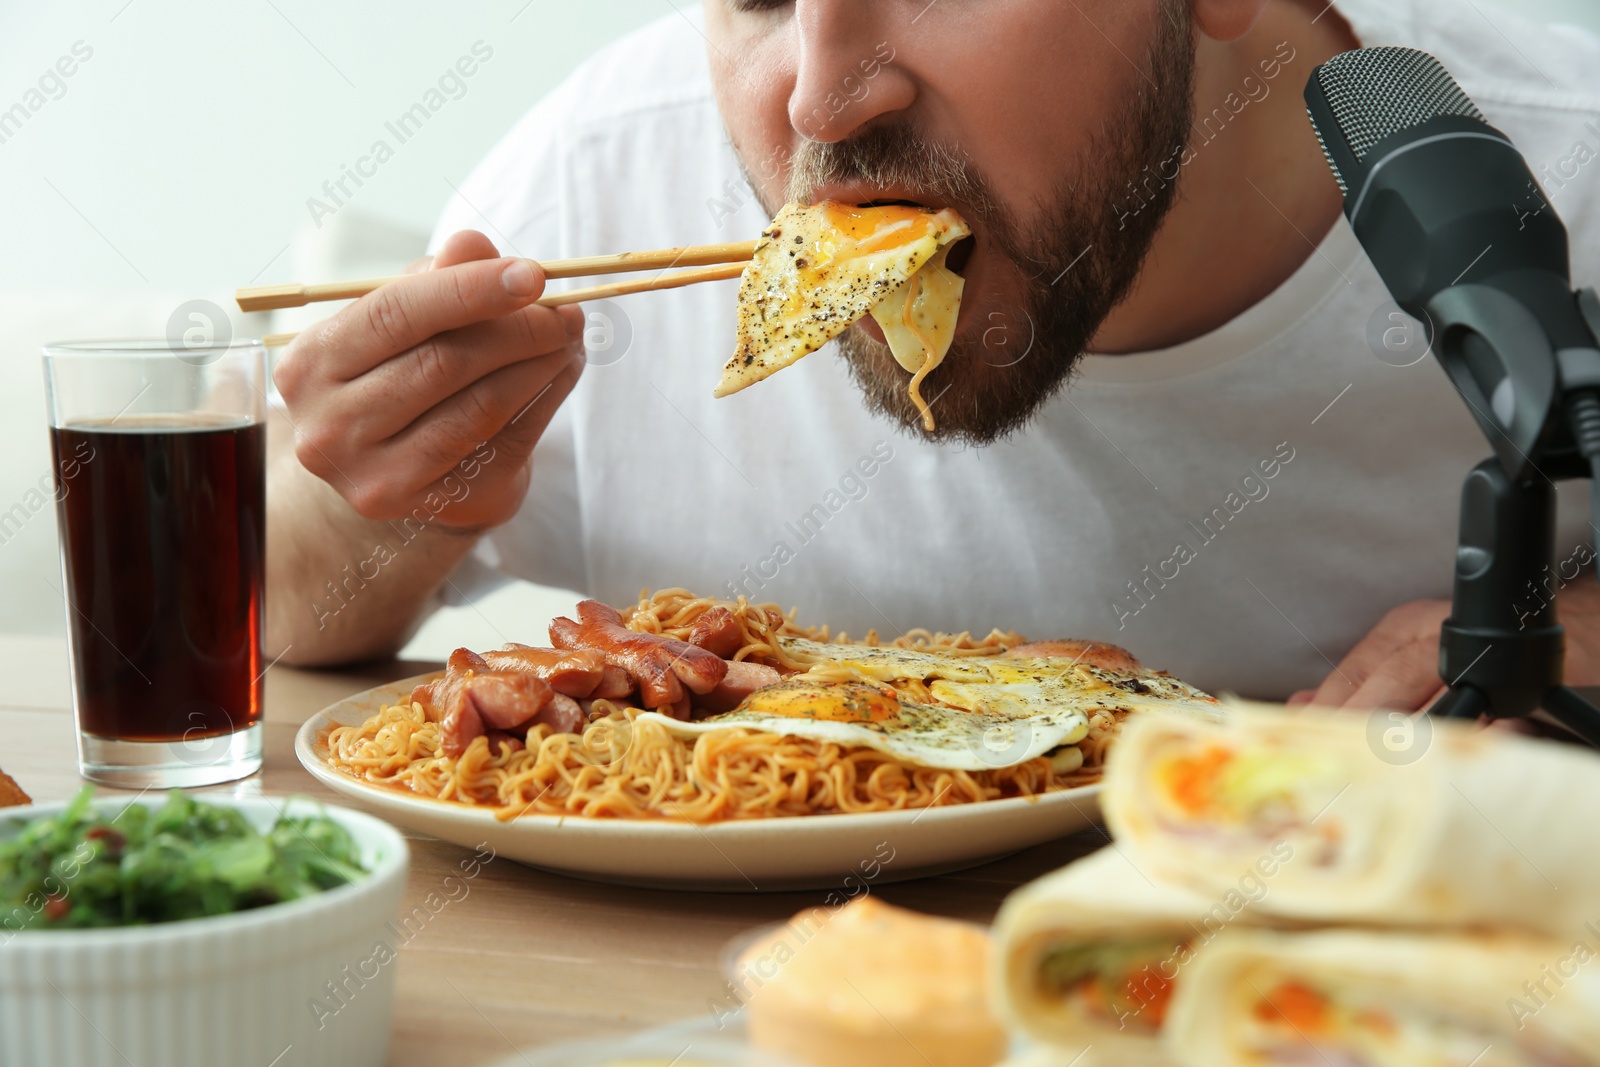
[
  {"left": 484, "top": 729, "right": 525, "bottom": 755},
  {"left": 466, "top": 671, "right": 555, "bottom": 731},
  {"left": 696, "top": 659, "right": 782, "bottom": 715},
  {"left": 1005, "top": 639, "right": 1142, "bottom": 674},
  {"left": 550, "top": 600, "right": 727, "bottom": 707},
  {"left": 449, "top": 647, "right": 490, "bottom": 672},
  {"left": 591, "top": 665, "right": 634, "bottom": 700},
  {"left": 531, "top": 692, "right": 586, "bottom": 735},
  {"left": 437, "top": 682, "right": 485, "bottom": 758},
  {"left": 688, "top": 606, "right": 745, "bottom": 658},
  {"left": 412, "top": 648, "right": 491, "bottom": 717},
  {"left": 481, "top": 644, "right": 606, "bottom": 697}
]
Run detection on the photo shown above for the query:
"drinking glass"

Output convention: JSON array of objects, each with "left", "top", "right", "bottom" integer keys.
[{"left": 42, "top": 339, "right": 268, "bottom": 787}]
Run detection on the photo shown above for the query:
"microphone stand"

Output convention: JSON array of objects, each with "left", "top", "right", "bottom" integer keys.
[
  {"left": 1428, "top": 459, "right": 1600, "bottom": 743},
  {"left": 1425, "top": 287, "right": 1600, "bottom": 746}
]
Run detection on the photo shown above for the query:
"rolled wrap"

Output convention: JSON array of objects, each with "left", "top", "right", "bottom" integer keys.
[
  {"left": 1164, "top": 927, "right": 1600, "bottom": 1066},
  {"left": 1102, "top": 703, "right": 1600, "bottom": 938},
  {"left": 990, "top": 847, "right": 1289, "bottom": 1064}
]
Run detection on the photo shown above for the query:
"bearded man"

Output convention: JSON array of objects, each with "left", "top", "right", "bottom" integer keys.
[{"left": 267, "top": 0, "right": 1600, "bottom": 707}]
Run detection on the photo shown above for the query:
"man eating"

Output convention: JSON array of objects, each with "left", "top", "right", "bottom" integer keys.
[{"left": 267, "top": 0, "right": 1600, "bottom": 708}]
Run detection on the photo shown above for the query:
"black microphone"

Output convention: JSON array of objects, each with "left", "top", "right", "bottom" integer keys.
[
  {"left": 1304, "top": 48, "right": 1600, "bottom": 738},
  {"left": 1304, "top": 46, "right": 1600, "bottom": 485}
]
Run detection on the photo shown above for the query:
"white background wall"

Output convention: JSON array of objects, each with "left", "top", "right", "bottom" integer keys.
[
  {"left": 0, "top": 1, "right": 668, "bottom": 294},
  {"left": 0, "top": 0, "right": 1595, "bottom": 643}
]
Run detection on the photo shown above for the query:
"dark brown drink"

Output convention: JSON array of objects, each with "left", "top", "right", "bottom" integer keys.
[{"left": 52, "top": 415, "right": 266, "bottom": 742}]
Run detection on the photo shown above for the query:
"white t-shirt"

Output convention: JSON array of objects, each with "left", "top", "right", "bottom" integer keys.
[{"left": 431, "top": 0, "right": 1600, "bottom": 699}]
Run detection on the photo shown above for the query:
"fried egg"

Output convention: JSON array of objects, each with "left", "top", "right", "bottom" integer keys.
[
  {"left": 868, "top": 241, "right": 966, "bottom": 431},
  {"left": 641, "top": 639, "right": 1218, "bottom": 772},
  {"left": 714, "top": 201, "right": 970, "bottom": 426}
]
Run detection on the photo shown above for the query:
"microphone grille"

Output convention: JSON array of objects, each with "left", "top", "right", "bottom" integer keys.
[{"left": 1308, "top": 47, "right": 1485, "bottom": 190}]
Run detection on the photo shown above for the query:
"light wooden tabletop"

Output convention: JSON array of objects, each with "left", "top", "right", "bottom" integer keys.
[{"left": 0, "top": 635, "right": 1104, "bottom": 1065}]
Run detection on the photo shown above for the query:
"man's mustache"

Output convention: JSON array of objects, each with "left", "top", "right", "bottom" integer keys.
[{"left": 783, "top": 125, "right": 998, "bottom": 222}]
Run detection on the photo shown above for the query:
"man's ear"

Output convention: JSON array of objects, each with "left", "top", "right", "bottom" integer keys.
[{"left": 1190, "top": 0, "right": 1268, "bottom": 42}]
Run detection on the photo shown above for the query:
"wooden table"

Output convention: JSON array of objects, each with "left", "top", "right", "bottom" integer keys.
[{"left": 0, "top": 635, "right": 1103, "bottom": 1065}]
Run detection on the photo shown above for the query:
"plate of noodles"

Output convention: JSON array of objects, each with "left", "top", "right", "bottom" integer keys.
[{"left": 295, "top": 590, "right": 1218, "bottom": 890}]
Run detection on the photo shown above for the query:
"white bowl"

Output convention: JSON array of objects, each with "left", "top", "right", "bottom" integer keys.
[{"left": 0, "top": 795, "right": 409, "bottom": 1067}]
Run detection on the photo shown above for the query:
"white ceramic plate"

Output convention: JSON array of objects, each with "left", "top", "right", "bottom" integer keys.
[{"left": 295, "top": 673, "right": 1103, "bottom": 891}]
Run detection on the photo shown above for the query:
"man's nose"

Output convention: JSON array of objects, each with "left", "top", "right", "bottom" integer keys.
[{"left": 788, "top": 1, "right": 916, "bottom": 142}]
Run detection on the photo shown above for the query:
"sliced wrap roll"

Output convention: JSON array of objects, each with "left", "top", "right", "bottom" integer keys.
[
  {"left": 1164, "top": 927, "right": 1600, "bottom": 1067},
  {"left": 990, "top": 847, "right": 1288, "bottom": 1062},
  {"left": 1101, "top": 702, "right": 1600, "bottom": 938}
]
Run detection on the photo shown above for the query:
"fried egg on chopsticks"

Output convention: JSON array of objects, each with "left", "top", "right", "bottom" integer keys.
[
  {"left": 643, "top": 638, "right": 1219, "bottom": 772},
  {"left": 714, "top": 201, "right": 970, "bottom": 431}
]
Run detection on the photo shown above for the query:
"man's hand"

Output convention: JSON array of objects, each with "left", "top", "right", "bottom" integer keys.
[
  {"left": 265, "top": 230, "right": 585, "bottom": 666},
  {"left": 1289, "top": 578, "right": 1600, "bottom": 710},
  {"left": 273, "top": 229, "right": 585, "bottom": 531}
]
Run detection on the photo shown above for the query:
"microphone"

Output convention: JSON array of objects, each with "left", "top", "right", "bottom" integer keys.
[
  {"left": 1304, "top": 46, "right": 1600, "bottom": 485},
  {"left": 1303, "top": 48, "right": 1600, "bottom": 739}
]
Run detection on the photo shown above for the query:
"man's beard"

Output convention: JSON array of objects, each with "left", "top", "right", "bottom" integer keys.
[{"left": 740, "top": 4, "right": 1195, "bottom": 444}]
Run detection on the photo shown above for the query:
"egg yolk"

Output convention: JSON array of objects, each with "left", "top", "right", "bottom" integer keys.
[
  {"left": 741, "top": 679, "right": 902, "bottom": 723},
  {"left": 818, "top": 202, "right": 944, "bottom": 249}
]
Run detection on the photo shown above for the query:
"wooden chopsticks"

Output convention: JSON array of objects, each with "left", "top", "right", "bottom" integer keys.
[
  {"left": 235, "top": 241, "right": 758, "bottom": 313},
  {"left": 255, "top": 260, "right": 752, "bottom": 347},
  {"left": 254, "top": 261, "right": 751, "bottom": 347}
]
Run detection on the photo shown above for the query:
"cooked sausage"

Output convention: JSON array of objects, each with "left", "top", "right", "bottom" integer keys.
[
  {"left": 481, "top": 644, "right": 606, "bottom": 697},
  {"left": 411, "top": 647, "right": 493, "bottom": 716},
  {"left": 436, "top": 680, "right": 485, "bottom": 758},
  {"left": 533, "top": 692, "right": 586, "bottom": 735},
  {"left": 449, "top": 647, "right": 490, "bottom": 672},
  {"left": 688, "top": 606, "right": 745, "bottom": 658},
  {"left": 484, "top": 729, "right": 525, "bottom": 755},
  {"left": 550, "top": 600, "right": 728, "bottom": 707},
  {"left": 466, "top": 671, "right": 555, "bottom": 731},
  {"left": 409, "top": 677, "right": 440, "bottom": 715},
  {"left": 551, "top": 612, "right": 680, "bottom": 706},
  {"left": 1005, "top": 639, "right": 1142, "bottom": 674},
  {"left": 696, "top": 659, "right": 782, "bottom": 715},
  {"left": 591, "top": 665, "right": 634, "bottom": 700},
  {"left": 417, "top": 647, "right": 557, "bottom": 754},
  {"left": 411, "top": 669, "right": 463, "bottom": 723}
]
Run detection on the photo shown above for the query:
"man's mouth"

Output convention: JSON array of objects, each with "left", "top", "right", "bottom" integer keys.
[{"left": 840, "top": 194, "right": 981, "bottom": 344}]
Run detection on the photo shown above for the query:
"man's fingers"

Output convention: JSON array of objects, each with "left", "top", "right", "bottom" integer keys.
[
  {"left": 375, "top": 346, "right": 584, "bottom": 496},
  {"left": 315, "top": 250, "right": 547, "bottom": 378},
  {"left": 554, "top": 302, "right": 585, "bottom": 344},
  {"left": 486, "top": 353, "right": 584, "bottom": 460},
  {"left": 1287, "top": 689, "right": 1316, "bottom": 707},
  {"left": 1308, "top": 627, "right": 1406, "bottom": 706},
  {"left": 275, "top": 227, "right": 586, "bottom": 533},
  {"left": 430, "top": 229, "right": 500, "bottom": 270},
  {"left": 1307, "top": 670, "right": 1358, "bottom": 708},
  {"left": 391, "top": 356, "right": 583, "bottom": 534},
  {"left": 1307, "top": 600, "right": 1450, "bottom": 707},
  {"left": 338, "top": 304, "right": 581, "bottom": 442},
  {"left": 1340, "top": 638, "right": 1444, "bottom": 711}
]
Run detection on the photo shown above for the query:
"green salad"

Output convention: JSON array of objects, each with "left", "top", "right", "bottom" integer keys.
[{"left": 0, "top": 788, "right": 369, "bottom": 929}]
